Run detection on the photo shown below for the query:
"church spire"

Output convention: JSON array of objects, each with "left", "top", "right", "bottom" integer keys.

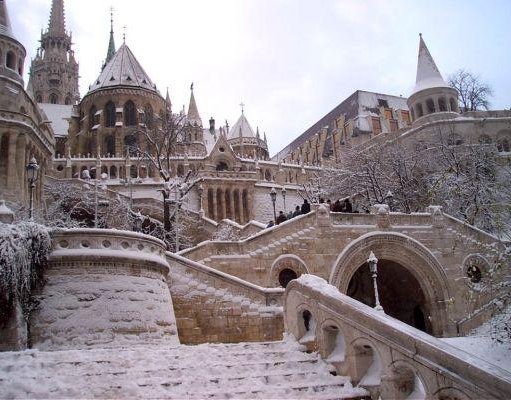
[
  {"left": 165, "top": 87, "right": 172, "bottom": 110},
  {"left": 103, "top": 8, "right": 116, "bottom": 70},
  {"left": 187, "top": 83, "right": 202, "bottom": 126},
  {"left": 48, "top": 0, "right": 66, "bottom": 36}
]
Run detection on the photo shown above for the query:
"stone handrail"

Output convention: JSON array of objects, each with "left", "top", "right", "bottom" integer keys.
[
  {"left": 167, "top": 252, "right": 284, "bottom": 307},
  {"left": 51, "top": 228, "right": 169, "bottom": 272},
  {"left": 285, "top": 275, "right": 511, "bottom": 400},
  {"left": 179, "top": 210, "right": 317, "bottom": 261}
]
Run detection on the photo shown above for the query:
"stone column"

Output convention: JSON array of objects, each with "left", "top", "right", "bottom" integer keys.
[
  {"left": 212, "top": 187, "right": 218, "bottom": 221},
  {"left": 238, "top": 189, "right": 244, "bottom": 224},
  {"left": 221, "top": 188, "right": 227, "bottom": 220},
  {"left": 228, "top": 189, "right": 234, "bottom": 220}
]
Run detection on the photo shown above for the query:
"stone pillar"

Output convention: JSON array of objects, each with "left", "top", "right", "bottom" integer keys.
[
  {"left": 212, "top": 187, "right": 218, "bottom": 221},
  {"left": 238, "top": 189, "right": 244, "bottom": 224},
  {"left": 221, "top": 188, "right": 227, "bottom": 220}
]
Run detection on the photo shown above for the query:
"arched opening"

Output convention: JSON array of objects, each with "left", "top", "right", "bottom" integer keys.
[
  {"left": 6, "top": 51, "right": 16, "bottom": 69},
  {"left": 438, "top": 97, "right": 447, "bottom": 112},
  {"left": 323, "top": 325, "right": 346, "bottom": 363},
  {"left": 64, "top": 96, "right": 72, "bottom": 105},
  {"left": 449, "top": 97, "right": 458, "bottom": 112},
  {"left": 387, "top": 364, "right": 426, "bottom": 400},
  {"left": 216, "top": 161, "right": 229, "bottom": 171},
  {"left": 36, "top": 94, "right": 42, "bottom": 103},
  {"left": 105, "top": 135, "right": 115, "bottom": 155},
  {"left": 350, "top": 343, "right": 381, "bottom": 387},
  {"left": 416, "top": 103, "right": 424, "bottom": 118},
  {"left": 426, "top": 98, "right": 435, "bottom": 114},
  {"left": 105, "top": 101, "right": 116, "bottom": 127},
  {"left": 347, "top": 259, "right": 432, "bottom": 333},
  {"left": 124, "top": 100, "right": 137, "bottom": 126},
  {"left": 50, "top": 93, "right": 59, "bottom": 104},
  {"left": 278, "top": 268, "right": 298, "bottom": 288},
  {"left": 109, "top": 165, "right": 117, "bottom": 179}
]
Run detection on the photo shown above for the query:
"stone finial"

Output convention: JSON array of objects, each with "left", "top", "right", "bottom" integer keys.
[
  {"left": 0, "top": 200, "right": 15, "bottom": 224},
  {"left": 427, "top": 205, "right": 444, "bottom": 228}
]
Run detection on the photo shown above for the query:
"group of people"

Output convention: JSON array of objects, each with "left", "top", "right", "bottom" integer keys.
[
  {"left": 266, "top": 197, "right": 357, "bottom": 228},
  {"left": 267, "top": 199, "right": 311, "bottom": 228}
]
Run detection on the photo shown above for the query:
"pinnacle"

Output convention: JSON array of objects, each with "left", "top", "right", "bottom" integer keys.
[
  {"left": 187, "top": 85, "right": 202, "bottom": 126},
  {"left": 48, "top": 0, "right": 66, "bottom": 36}
]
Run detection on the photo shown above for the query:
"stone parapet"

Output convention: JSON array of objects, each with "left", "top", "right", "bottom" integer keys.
[
  {"left": 30, "top": 229, "right": 179, "bottom": 350},
  {"left": 285, "top": 275, "right": 511, "bottom": 400}
]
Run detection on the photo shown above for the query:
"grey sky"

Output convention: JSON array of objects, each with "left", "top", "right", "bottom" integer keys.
[{"left": 9, "top": 0, "right": 511, "bottom": 155}]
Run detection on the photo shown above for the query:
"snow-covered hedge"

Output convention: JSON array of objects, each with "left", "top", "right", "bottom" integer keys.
[{"left": 0, "top": 222, "right": 51, "bottom": 317}]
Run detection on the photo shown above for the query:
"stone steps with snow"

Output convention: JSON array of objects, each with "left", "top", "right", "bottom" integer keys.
[{"left": 0, "top": 340, "right": 369, "bottom": 399}]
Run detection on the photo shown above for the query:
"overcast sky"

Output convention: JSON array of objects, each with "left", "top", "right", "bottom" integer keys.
[{"left": 9, "top": 0, "right": 511, "bottom": 155}]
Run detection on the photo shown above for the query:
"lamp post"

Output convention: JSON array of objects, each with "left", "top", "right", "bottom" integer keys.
[
  {"left": 26, "top": 157, "right": 39, "bottom": 219},
  {"left": 281, "top": 186, "right": 287, "bottom": 213},
  {"left": 367, "top": 251, "right": 384, "bottom": 312},
  {"left": 270, "top": 187, "right": 277, "bottom": 223}
]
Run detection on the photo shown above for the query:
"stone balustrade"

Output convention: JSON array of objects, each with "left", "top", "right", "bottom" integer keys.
[
  {"left": 284, "top": 275, "right": 511, "bottom": 400},
  {"left": 30, "top": 228, "right": 179, "bottom": 350}
]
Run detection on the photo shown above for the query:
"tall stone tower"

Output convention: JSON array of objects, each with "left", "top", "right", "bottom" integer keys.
[{"left": 28, "top": 0, "right": 79, "bottom": 105}]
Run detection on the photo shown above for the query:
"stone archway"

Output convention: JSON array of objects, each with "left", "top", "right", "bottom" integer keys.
[
  {"left": 330, "top": 232, "right": 452, "bottom": 336},
  {"left": 269, "top": 255, "right": 309, "bottom": 288}
]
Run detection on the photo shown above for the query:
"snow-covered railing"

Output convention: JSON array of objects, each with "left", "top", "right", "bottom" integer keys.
[
  {"left": 167, "top": 252, "right": 284, "bottom": 307},
  {"left": 285, "top": 275, "right": 511, "bottom": 400}
]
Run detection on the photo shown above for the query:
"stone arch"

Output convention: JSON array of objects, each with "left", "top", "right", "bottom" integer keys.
[
  {"left": 49, "top": 93, "right": 59, "bottom": 104},
  {"left": 6, "top": 50, "right": 15, "bottom": 69},
  {"left": 269, "top": 254, "right": 309, "bottom": 288},
  {"left": 320, "top": 319, "right": 347, "bottom": 363},
  {"left": 385, "top": 360, "right": 428, "bottom": 400},
  {"left": 347, "top": 337, "right": 383, "bottom": 387},
  {"left": 330, "top": 232, "right": 452, "bottom": 336}
]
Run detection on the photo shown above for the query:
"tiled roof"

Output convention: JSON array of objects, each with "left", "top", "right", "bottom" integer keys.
[
  {"left": 88, "top": 43, "right": 158, "bottom": 95},
  {"left": 228, "top": 113, "right": 257, "bottom": 139}
]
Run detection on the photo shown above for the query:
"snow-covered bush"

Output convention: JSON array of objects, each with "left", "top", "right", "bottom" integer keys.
[{"left": 0, "top": 222, "right": 51, "bottom": 319}]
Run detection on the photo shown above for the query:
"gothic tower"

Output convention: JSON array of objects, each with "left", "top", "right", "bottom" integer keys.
[{"left": 28, "top": 0, "right": 80, "bottom": 105}]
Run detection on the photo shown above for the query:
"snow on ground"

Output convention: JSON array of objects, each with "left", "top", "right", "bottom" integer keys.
[
  {"left": 442, "top": 302, "right": 511, "bottom": 372},
  {"left": 0, "top": 337, "right": 368, "bottom": 399}
]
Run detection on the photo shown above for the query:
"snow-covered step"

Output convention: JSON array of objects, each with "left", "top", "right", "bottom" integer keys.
[{"left": 0, "top": 340, "right": 369, "bottom": 399}]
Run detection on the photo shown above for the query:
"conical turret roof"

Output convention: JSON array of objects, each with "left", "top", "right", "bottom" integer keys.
[
  {"left": 228, "top": 112, "right": 257, "bottom": 139},
  {"left": 0, "top": 0, "right": 16, "bottom": 40},
  {"left": 88, "top": 43, "right": 158, "bottom": 95},
  {"left": 187, "top": 84, "right": 202, "bottom": 126},
  {"left": 412, "top": 34, "right": 450, "bottom": 94}
]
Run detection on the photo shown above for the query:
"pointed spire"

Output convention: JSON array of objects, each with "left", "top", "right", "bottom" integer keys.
[
  {"left": 165, "top": 87, "right": 172, "bottom": 109},
  {"left": 187, "top": 83, "right": 202, "bottom": 126},
  {"left": 103, "top": 7, "right": 116, "bottom": 69},
  {"left": 413, "top": 33, "right": 449, "bottom": 94},
  {"left": 0, "top": 0, "right": 16, "bottom": 39},
  {"left": 48, "top": 0, "right": 66, "bottom": 36}
]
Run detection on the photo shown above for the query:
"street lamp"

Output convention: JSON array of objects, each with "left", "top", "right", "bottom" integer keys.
[
  {"left": 26, "top": 157, "right": 39, "bottom": 219},
  {"left": 270, "top": 187, "right": 277, "bottom": 223},
  {"left": 367, "top": 251, "right": 384, "bottom": 312},
  {"left": 281, "top": 186, "right": 287, "bottom": 212}
]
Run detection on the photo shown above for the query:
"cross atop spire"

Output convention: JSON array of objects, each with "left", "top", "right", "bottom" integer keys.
[
  {"left": 48, "top": 0, "right": 66, "bottom": 36},
  {"left": 240, "top": 101, "right": 245, "bottom": 115},
  {"left": 412, "top": 33, "right": 449, "bottom": 94}
]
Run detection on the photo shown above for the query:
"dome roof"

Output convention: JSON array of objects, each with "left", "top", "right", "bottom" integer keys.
[{"left": 88, "top": 43, "right": 158, "bottom": 95}]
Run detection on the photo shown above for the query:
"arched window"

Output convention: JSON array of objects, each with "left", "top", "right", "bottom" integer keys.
[
  {"left": 50, "top": 93, "right": 58, "bottom": 104},
  {"left": 65, "top": 96, "right": 72, "bottom": 105},
  {"left": 105, "top": 135, "right": 115, "bottom": 155},
  {"left": 105, "top": 101, "right": 116, "bottom": 127},
  {"left": 18, "top": 58, "right": 23, "bottom": 75},
  {"left": 497, "top": 138, "right": 510, "bottom": 153},
  {"left": 416, "top": 103, "right": 424, "bottom": 118},
  {"left": 6, "top": 51, "right": 15, "bottom": 70},
  {"left": 426, "top": 99, "right": 435, "bottom": 114},
  {"left": 89, "top": 105, "right": 97, "bottom": 130},
  {"left": 438, "top": 97, "right": 447, "bottom": 112},
  {"left": 449, "top": 98, "right": 458, "bottom": 112},
  {"left": 124, "top": 100, "right": 137, "bottom": 126},
  {"left": 143, "top": 105, "right": 154, "bottom": 129}
]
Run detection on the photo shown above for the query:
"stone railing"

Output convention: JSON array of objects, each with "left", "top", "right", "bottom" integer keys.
[
  {"left": 179, "top": 210, "right": 317, "bottom": 261},
  {"left": 167, "top": 252, "right": 284, "bottom": 307},
  {"left": 285, "top": 275, "right": 511, "bottom": 400}
]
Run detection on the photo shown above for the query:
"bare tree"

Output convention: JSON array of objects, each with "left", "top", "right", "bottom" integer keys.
[{"left": 448, "top": 69, "right": 493, "bottom": 111}]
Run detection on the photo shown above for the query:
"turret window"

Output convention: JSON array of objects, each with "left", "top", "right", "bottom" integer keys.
[
  {"left": 438, "top": 97, "right": 447, "bottom": 112},
  {"left": 449, "top": 98, "right": 458, "bottom": 112},
  {"left": 105, "top": 101, "right": 116, "bottom": 127},
  {"left": 416, "top": 104, "right": 424, "bottom": 118},
  {"left": 426, "top": 99, "right": 435, "bottom": 114},
  {"left": 124, "top": 100, "right": 137, "bottom": 126},
  {"left": 6, "top": 51, "right": 16, "bottom": 70}
]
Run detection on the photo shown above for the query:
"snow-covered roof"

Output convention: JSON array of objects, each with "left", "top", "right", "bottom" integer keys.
[
  {"left": 39, "top": 103, "right": 73, "bottom": 137},
  {"left": 0, "top": 0, "right": 17, "bottom": 41},
  {"left": 228, "top": 113, "right": 257, "bottom": 139},
  {"left": 411, "top": 34, "right": 450, "bottom": 95},
  {"left": 88, "top": 43, "right": 158, "bottom": 95}
]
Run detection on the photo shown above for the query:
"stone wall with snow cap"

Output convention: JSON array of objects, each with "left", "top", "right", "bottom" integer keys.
[{"left": 30, "top": 229, "right": 179, "bottom": 350}]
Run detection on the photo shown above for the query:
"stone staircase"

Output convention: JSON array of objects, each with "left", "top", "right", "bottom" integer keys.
[{"left": 0, "top": 340, "right": 369, "bottom": 399}]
